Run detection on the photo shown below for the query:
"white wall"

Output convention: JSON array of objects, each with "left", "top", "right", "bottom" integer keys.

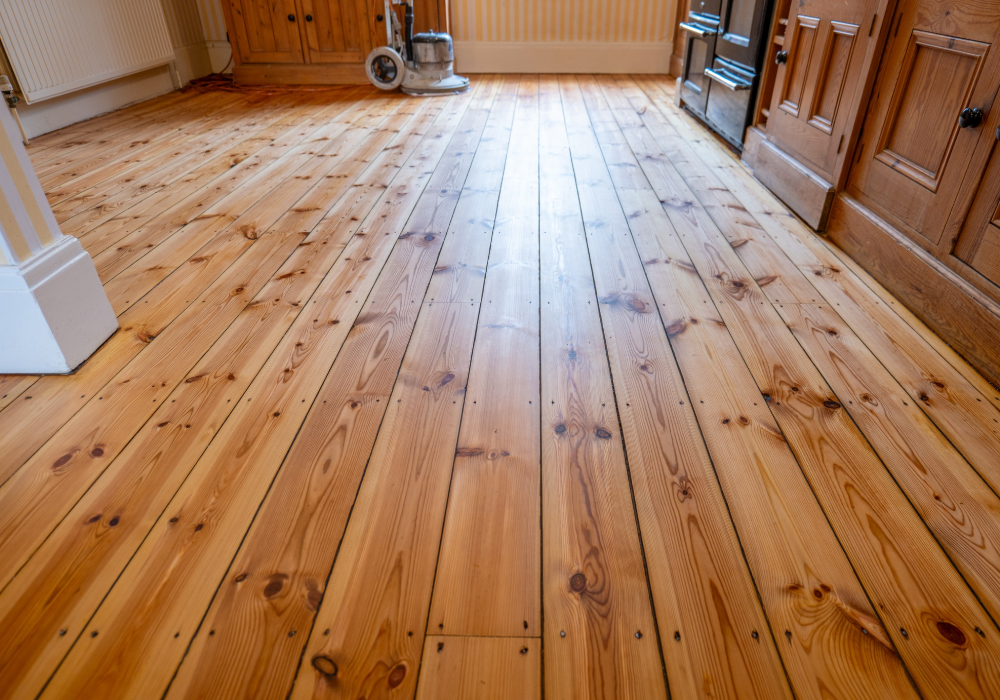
[{"left": 5, "top": 0, "right": 232, "bottom": 138}]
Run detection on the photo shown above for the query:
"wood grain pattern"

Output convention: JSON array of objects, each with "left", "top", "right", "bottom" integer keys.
[
  {"left": 560, "top": 75, "right": 792, "bottom": 700},
  {"left": 618, "top": 75, "right": 1000, "bottom": 700},
  {"left": 414, "top": 636, "right": 541, "bottom": 699},
  {"left": 537, "top": 75, "right": 667, "bottom": 700},
  {"left": 165, "top": 74, "right": 500, "bottom": 700},
  {"left": 37, "top": 87, "right": 472, "bottom": 700},
  {"left": 589, "top": 76, "right": 916, "bottom": 700},
  {"left": 428, "top": 75, "right": 542, "bottom": 638},
  {"left": 288, "top": 78, "right": 519, "bottom": 700},
  {"left": 5, "top": 76, "right": 1000, "bottom": 699}
]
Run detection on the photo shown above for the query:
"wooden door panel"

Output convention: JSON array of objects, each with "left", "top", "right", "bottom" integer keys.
[
  {"left": 808, "top": 21, "right": 859, "bottom": 134},
  {"left": 848, "top": 0, "right": 1000, "bottom": 249},
  {"left": 872, "top": 32, "right": 988, "bottom": 193},
  {"left": 955, "top": 144, "right": 1000, "bottom": 290},
  {"left": 302, "top": 0, "right": 374, "bottom": 63},
  {"left": 779, "top": 16, "right": 819, "bottom": 117},
  {"left": 228, "top": 0, "right": 304, "bottom": 63},
  {"left": 764, "top": 0, "right": 878, "bottom": 183}
]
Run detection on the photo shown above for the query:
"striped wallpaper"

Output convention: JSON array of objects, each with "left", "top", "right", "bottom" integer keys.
[
  {"left": 195, "top": 0, "right": 229, "bottom": 43},
  {"left": 159, "top": 0, "right": 228, "bottom": 48},
  {"left": 451, "top": 0, "right": 673, "bottom": 43},
  {"left": 0, "top": 101, "right": 62, "bottom": 265},
  {"left": 161, "top": 0, "right": 206, "bottom": 48}
]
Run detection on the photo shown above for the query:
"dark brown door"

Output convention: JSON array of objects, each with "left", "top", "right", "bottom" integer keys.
[
  {"left": 848, "top": 0, "right": 1000, "bottom": 247},
  {"left": 301, "top": 0, "right": 375, "bottom": 64},
  {"left": 766, "top": 0, "right": 878, "bottom": 182},
  {"left": 228, "top": 0, "right": 305, "bottom": 64}
]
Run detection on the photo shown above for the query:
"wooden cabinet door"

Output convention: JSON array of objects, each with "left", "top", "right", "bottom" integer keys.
[
  {"left": 848, "top": 0, "right": 1000, "bottom": 247},
  {"left": 955, "top": 143, "right": 1000, "bottom": 289},
  {"left": 227, "top": 0, "right": 305, "bottom": 63},
  {"left": 301, "top": 0, "right": 375, "bottom": 64},
  {"left": 766, "top": 0, "right": 878, "bottom": 182}
]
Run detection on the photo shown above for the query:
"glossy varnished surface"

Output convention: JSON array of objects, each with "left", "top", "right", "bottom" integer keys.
[{"left": 1, "top": 76, "right": 1000, "bottom": 699}]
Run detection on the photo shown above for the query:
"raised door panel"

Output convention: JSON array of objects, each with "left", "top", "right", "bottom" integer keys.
[
  {"left": 955, "top": 146, "right": 1000, "bottom": 291},
  {"left": 778, "top": 16, "right": 819, "bottom": 117},
  {"left": 228, "top": 0, "right": 304, "bottom": 64},
  {"left": 301, "top": 0, "right": 375, "bottom": 63},
  {"left": 871, "top": 33, "right": 987, "bottom": 194},
  {"left": 849, "top": 0, "right": 1000, "bottom": 248},
  {"left": 765, "top": 0, "right": 876, "bottom": 183}
]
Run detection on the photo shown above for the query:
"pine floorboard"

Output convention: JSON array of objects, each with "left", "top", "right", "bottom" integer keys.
[{"left": 1, "top": 76, "right": 999, "bottom": 699}]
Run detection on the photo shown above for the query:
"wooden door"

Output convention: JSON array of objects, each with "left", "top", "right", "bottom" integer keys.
[
  {"left": 301, "top": 0, "right": 375, "bottom": 64},
  {"left": 955, "top": 144, "right": 1000, "bottom": 288},
  {"left": 848, "top": 0, "right": 1000, "bottom": 247},
  {"left": 765, "top": 0, "right": 878, "bottom": 182},
  {"left": 227, "top": 0, "right": 305, "bottom": 64}
]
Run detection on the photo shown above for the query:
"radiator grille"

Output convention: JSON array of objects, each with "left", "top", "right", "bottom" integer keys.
[{"left": 0, "top": 0, "right": 176, "bottom": 103}]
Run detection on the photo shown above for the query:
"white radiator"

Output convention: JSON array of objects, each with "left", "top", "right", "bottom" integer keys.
[{"left": 0, "top": 0, "right": 176, "bottom": 103}]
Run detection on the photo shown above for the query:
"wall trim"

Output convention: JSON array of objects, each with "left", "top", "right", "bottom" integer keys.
[
  {"left": 453, "top": 41, "right": 673, "bottom": 74},
  {"left": 0, "top": 236, "right": 118, "bottom": 374}
]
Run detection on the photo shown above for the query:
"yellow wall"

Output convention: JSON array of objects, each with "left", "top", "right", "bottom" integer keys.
[{"left": 451, "top": 0, "right": 674, "bottom": 43}]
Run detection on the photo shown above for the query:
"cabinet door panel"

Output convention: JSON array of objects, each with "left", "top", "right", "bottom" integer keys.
[
  {"left": 302, "top": 0, "right": 374, "bottom": 63},
  {"left": 849, "top": 0, "right": 1000, "bottom": 247},
  {"left": 956, "top": 149, "right": 1000, "bottom": 290},
  {"left": 871, "top": 32, "right": 987, "bottom": 193},
  {"left": 808, "top": 22, "right": 858, "bottom": 133},
  {"left": 778, "top": 16, "right": 819, "bottom": 117},
  {"left": 228, "top": 0, "right": 304, "bottom": 63},
  {"left": 766, "top": 0, "right": 876, "bottom": 182}
]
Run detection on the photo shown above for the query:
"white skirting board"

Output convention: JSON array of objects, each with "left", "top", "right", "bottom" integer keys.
[
  {"left": 0, "top": 236, "right": 118, "bottom": 374},
  {"left": 452, "top": 41, "right": 673, "bottom": 74}
]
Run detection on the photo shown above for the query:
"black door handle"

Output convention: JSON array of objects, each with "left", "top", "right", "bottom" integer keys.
[
  {"left": 306, "top": 14, "right": 313, "bottom": 21},
  {"left": 959, "top": 107, "right": 983, "bottom": 129},
  {"left": 775, "top": 50, "right": 788, "bottom": 65},
  {"left": 288, "top": 13, "right": 295, "bottom": 21}
]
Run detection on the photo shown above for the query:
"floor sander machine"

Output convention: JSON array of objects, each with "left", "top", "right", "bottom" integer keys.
[{"left": 364, "top": 0, "right": 469, "bottom": 95}]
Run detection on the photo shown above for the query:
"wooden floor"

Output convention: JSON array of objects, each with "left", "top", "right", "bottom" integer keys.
[{"left": 2, "top": 75, "right": 1000, "bottom": 699}]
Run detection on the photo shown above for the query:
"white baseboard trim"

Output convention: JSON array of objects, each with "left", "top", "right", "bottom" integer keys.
[
  {"left": 452, "top": 41, "right": 673, "bottom": 74},
  {"left": 173, "top": 42, "right": 214, "bottom": 86},
  {"left": 0, "top": 237, "right": 118, "bottom": 374}
]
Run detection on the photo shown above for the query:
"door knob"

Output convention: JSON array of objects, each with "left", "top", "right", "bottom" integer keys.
[
  {"left": 287, "top": 13, "right": 295, "bottom": 21},
  {"left": 959, "top": 107, "right": 983, "bottom": 129},
  {"left": 305, "top": 14, "right": 313, "bottom": 21},
  {"left": 775, "top": 51, "right": 788, "bottom": 65}
]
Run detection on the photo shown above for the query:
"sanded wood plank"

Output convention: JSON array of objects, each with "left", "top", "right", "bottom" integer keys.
[
  {"left": 604, "top": 73, "right": 1000, "bottom": 654},
  {"left": 606, "top": 76, "right": 1000, "bottom": 700},
  {"left": 0, "top": 375, "right": 37, "bottom": 413},
  {"left": 37, "top": 87, "right": 473, "bottom": 700},
  {"left": 560, "top": 75, "right": 792, "bottom": 700},
  {"left": 289, "top": 76, "right": 520, "bottom": 700},
  {"left": 98, "top": 96, "right": 410, "bottom": 313},
  {"left": 537, "top": 75, "right": 667, "bottom": 700},
  {"left": 777, "top": 301, "right": 1000, "bottom": 617},
  {"left": 52, "top": 93, "right": 313, "bottom": 233},
  {"left": 0, "top": 86, "right": 481, "bottom": 700},
  {"left": 587, "top": 76, "right": 916, "bottom": 700},
  {"left": 0, "top": 98, "right": 440, "bottom": 581},
  {"left": 428, "top": 75, "right": 541, "bottom": 637},
  {"left": 72, "top": 94, "right": 331, "bottom": 260},
  {"left": 163, "top": 75, "right": 500, "bottom": 700},
  {"left": 26, "top": 89, "right": 210, "bottom": 163},
  {"left": 0, "top": 96, "right": 415, "bottom": 484},
  {"left": 631, "top": 75, "right": 1000, "bottom": 416},
  {"left": 415, "top": 636, "right": 540, "bottom": 700}
]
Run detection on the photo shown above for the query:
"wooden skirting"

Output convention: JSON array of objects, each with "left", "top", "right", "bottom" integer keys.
[
  {"left": 826, "top": 193, "right": 1000, "bottom": 385},
  {"left": 233, "top": 63, "right": 368, "bottom": 85},
  {"left": 751, "top": 137, "right": 834, "bottom": 230}
]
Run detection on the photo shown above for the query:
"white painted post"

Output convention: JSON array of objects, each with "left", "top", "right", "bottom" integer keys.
[{"left": 0, "top": 103, "right": 117, "bottom": 373}]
